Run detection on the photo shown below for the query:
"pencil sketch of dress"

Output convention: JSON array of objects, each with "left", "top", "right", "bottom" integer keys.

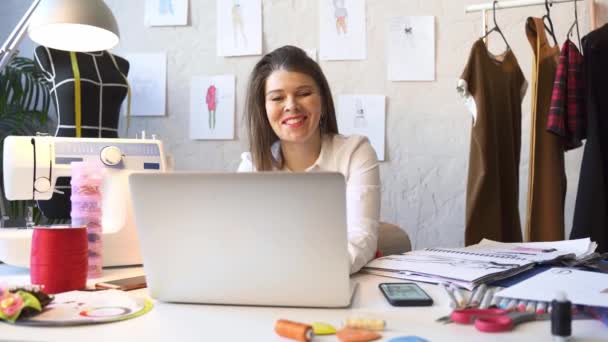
[
  {"left": 333, "top": 0, "right": 348, "bottom": 35},
  {"left": 232, "top": 0, "right": 247, "bottom": 47},
  {"left": 206, "top": 85, "right": 217, "bottom": 130},
  {"left": 354, "top": 98, "right": 367, "bottom": 128},
  {"left": 159, "top": 0, "right": 174, "bottom": 15}
]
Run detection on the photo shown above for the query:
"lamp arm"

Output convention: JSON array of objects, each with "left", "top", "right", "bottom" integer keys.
[{"left": 0, "top": 0, "right": 41, "bottom": 72}]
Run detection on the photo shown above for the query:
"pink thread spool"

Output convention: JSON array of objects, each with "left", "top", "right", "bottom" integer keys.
[{"left": 70, "top": 162, "right": 104, "bottom": 279}]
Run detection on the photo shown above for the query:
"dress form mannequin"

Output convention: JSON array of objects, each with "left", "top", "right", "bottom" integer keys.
[{"left": 33, "top": 46, "right": 130, "bottom": 219}]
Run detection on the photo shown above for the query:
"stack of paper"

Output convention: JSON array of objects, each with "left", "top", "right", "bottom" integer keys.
[
  {"left": 495, "top": 268, "right": 608, "bottom": 308},
  {"left": 363, "top": 238, "right": 596, "bottom": 290}
]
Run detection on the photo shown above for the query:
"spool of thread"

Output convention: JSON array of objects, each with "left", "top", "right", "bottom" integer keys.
[
  {"left": 30, "top": 226, "right": 88, "bottom": 294},
  {"left": 551, "top": 292, "right": 572, "bottom": 342},
  {"left": 71, "top": 161, "right": 104, "bottom": 279},
  {"left": 274, "top": 319, "right": 313, "bottom": 342},
  {"left": 344, "top": 318, "right": 386, "bottom": 331}
]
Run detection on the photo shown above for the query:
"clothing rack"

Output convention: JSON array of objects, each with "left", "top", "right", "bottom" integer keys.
[{"left": 465, "top": 0, "right": 597, "bottom": 34}]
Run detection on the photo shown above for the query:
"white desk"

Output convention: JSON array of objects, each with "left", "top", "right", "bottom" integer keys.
[{"left": 0, "top": 264, "right": 606, "bottom": 342}]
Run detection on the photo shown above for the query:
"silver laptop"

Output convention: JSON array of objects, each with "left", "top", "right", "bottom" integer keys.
[{"left": 129, "top": 172, "right": 353, "bottom": 307}]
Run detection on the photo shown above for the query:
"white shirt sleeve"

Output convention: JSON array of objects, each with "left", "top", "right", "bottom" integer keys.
[{"left": 344, "top": 137, "right": 380, "bottom": 274}]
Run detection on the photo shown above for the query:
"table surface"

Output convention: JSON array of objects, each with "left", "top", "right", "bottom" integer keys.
[{"left": 0, "top": 264, "right": 606, "bottom": 342}]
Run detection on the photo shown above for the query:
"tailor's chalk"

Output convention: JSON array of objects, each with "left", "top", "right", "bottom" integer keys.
[
  {"left": 311, "top": 322, "right": 336, "bottom": 335},
  {"left": 388, "top": 336, "right": 429, "bottom": 342}
]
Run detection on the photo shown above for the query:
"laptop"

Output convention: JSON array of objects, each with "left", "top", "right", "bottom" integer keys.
[{"left": 128, "top": 172, "right": 354, "bottom": 307}]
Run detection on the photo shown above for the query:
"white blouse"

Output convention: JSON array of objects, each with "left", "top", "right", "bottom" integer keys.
[{"left": 238, "top": 134, "right": 381, "bottom": 274}]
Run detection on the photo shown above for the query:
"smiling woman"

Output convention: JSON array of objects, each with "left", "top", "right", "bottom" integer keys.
[{"left": 239, "top": 45, "right": 381, "bottom": 273}]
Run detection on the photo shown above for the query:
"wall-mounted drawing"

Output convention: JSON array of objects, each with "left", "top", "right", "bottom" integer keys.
[
  {"left": 206, "top": 85, "right": 217, "bottom": 130},
  {"left": 190, "top": 75, "right": 235, "bottom": 140},
  {"left": 159, "top": 0, "right": 174, "bottom": 15},
  {"left": 333, "top": 0, "right": 348, "bottom": 35},
  {"left": 217, "top": 0, "right": 261, "bottom": 56},
  {"left": 337, "top": 95, "right": 386, "bottom": 161},
  {"left": 122, "top": 52, "right": 167, "bottom": 116},
  {"left": 232, "top": 0, "right": 248, "bottom": 48},
  {"left": 145, "top": 0, "right": 188, "bottom": 26},
  {"left": 354, "top": 98, "right": 367, "bottom": 128},
  {"left": 387, "top": 16, "right": 436, "bottom": 81},
  {"left": 320, "top": 0, "right": 366, "bottom": 60}
]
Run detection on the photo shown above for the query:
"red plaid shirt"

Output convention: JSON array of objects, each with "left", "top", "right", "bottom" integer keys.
[{"left": 547, "top": 39, "right": 586, "bottom": 150}]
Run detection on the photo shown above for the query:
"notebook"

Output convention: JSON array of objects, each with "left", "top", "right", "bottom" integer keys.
[{"left": 363, "top": 238, "right": 596, "bottom": 290}]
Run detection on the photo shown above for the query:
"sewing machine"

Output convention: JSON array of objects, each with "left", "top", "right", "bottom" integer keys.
[{"left": 0, "top": 136, "right": 166, "bottom": 267}]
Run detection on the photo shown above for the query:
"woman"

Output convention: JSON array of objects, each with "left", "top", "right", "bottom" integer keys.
[{"left": 238, "top": 45, "right": 380, "bottom": 274}]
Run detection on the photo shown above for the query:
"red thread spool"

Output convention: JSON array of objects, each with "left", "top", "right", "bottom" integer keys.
[{"left": 30, "top": 226, "right": 88, "bottom": 294}]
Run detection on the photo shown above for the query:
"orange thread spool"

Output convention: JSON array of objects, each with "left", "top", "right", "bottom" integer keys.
[{"left": 274, "top": 319, "right": 314, "bottom": 342}]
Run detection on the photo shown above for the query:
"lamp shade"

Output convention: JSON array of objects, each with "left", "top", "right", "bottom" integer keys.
[{"left": 28, "top": 0, "right": 119, "bottom": 52}]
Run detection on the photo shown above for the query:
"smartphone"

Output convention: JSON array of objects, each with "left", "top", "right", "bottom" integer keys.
[
  {"left": 379, "top": 283, "right": 433, "bottom": 306},
  {"left": 95, "top": 275, "right": 147, "bottom": 291}
]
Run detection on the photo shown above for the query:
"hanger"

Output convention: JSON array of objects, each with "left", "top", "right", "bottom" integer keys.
[
  {"left": 566, "top": 0, "right": 582, "bottom": 50},
  {"left": 542, "top": 0, "right": 559, "bottom": 46},
  {"left": 481, "top": 1, "right": 511, "bottom": 50}
]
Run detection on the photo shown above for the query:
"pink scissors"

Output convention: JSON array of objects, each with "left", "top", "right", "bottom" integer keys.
[{"left": 450, "top": 308, "right": 549, "bottom": 333}]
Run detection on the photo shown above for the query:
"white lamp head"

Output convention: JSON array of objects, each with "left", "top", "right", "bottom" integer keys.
[{"left": 28, "top": 0, "right": 120, "bottom": 52}]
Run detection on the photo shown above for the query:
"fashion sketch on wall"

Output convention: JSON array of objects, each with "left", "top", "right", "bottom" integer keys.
[
  {"left": 145, "top": 0, "right": 188, "bottom": 26},
  {"left": 333, "top": 0, "right": 348, "bottom": 35},
  {"left": 122, "top": 52, "right": 167, "bottom": 116},
  {"left": 387, "top": 16, "right": 436, "bottom": 81},
  {"left": 337, "top": 95, "right": 386, "bottom": 160},
  {"left": 217, "top": 0, "right": 262, "bottom": 56},
  {"left": 190, "top": 75, "right": 235, "bottom": 140},
  {"left": 319, "top": 0, "right": 366, "bottom": 60}
]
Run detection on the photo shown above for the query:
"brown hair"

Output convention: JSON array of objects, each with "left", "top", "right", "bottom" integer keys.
[{"left": 244, "top": 45, "right": 338, "bottom": 171}]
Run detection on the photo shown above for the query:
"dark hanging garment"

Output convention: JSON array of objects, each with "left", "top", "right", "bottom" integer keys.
[
  {"left": 571, "top": 24, "right": 608, "bottom": 253},
  {"left": 524, "top": 17, "right": 566, "bottom": 242},
  {"left": 459, "top": 39, "right": 527, "bottom": 245}
]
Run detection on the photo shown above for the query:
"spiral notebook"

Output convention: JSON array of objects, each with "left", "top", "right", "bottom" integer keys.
[{"left": 363, "top": 238, "right": 596, "bottom": 290}]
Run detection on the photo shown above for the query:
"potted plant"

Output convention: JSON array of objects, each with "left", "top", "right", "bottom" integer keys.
[{"left": 0, "top": 56, "right": 51, "bottom": 227}]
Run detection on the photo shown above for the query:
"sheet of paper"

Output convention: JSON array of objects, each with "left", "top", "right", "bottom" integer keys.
[
  {"left": 217, "top": 0, "right": 262, "bottom": 57},
  {"left": 496, "top": 268, "right": 608, "bottom": 308},
  {"left": 319, "top": 0, "right": 366, "bottom": 60},
  {"left": 337, "top": 95, "right": 386, "bottom": 160},
  {"left": 123, "top": 52, "right": 167, "bottom": 116},
  {"left": 190, "top": 75, "right": 235, "bottom": 140},
  {"left": 477, "top": 238, "right": 596, "bottom": 260},
  {"left": 304, "top": 48, "right": 318, "bottom": 61},
  {"left": 387, "top": 16, "right": 435, "bottom": 81},
  {"left": 145, "top": 0, "right": 188, "bottom": 26}
]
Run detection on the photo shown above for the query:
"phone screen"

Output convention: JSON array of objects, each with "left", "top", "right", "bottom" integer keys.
[
  {"left": 379, "top": 283, "right": 433, "bottom": 306},
  {"left": 381, "top": 283, "right": 430, "bottom": 300}
]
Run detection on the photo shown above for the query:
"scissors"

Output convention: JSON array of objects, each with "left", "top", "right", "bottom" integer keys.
[{"left": 450, "top": 308, "right": 549, "bottom": 333}]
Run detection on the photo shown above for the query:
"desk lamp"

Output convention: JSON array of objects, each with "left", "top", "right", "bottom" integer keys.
[{"left": 0, "top": 0, "right": 120, "bottom": 71}]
